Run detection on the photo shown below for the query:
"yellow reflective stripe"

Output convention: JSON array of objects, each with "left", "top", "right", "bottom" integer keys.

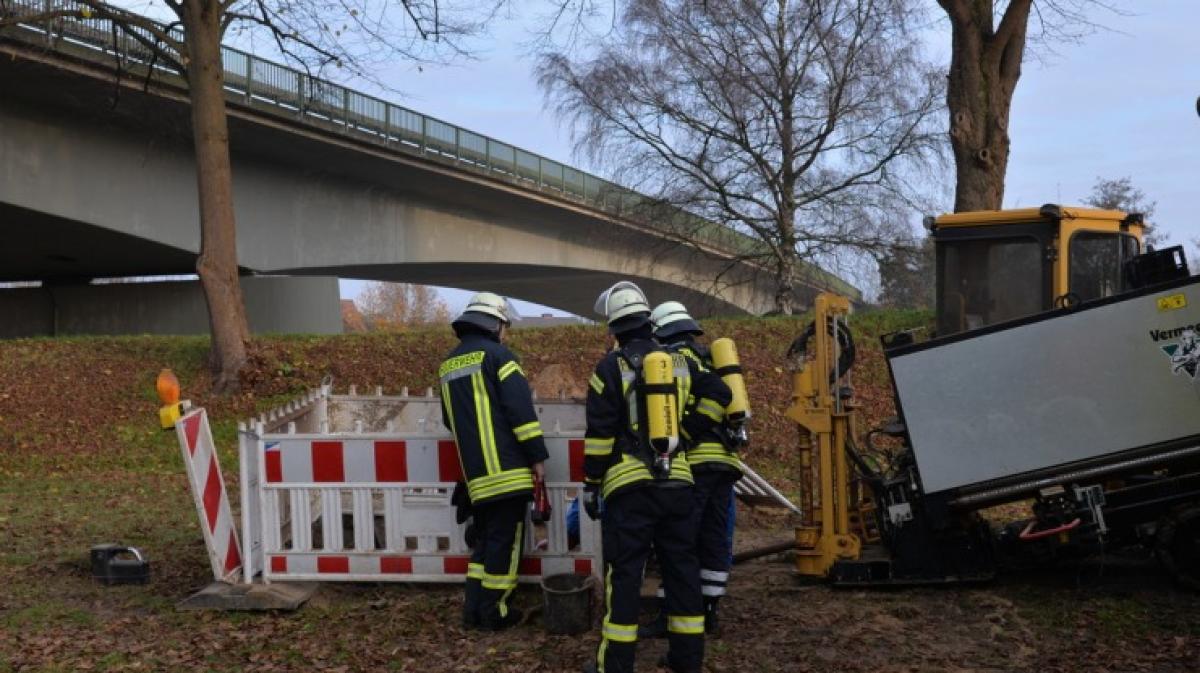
[
  {"left": 472, "top": 372, "right": 500, "bottom": 474},
  {"left": 602, "top": 469, "right": 652, "bottom": 499},
  {"left": 467, "top": 562, "right": 485, "bottom": 580},
  {"left": 668, "top": 615, "right": 705, "bottom": 635},
  {"left": 691, "top": 453, "right": 744, "bottom": 469},
  {"left": 605, "top": 455, "right": 648, "bottom": 477},
  {"left": 498, "top": 360, "right": 524, "bottom": 381},
  {"left": 585, "top": 437, "right": 615, "bottom": 456},
  {"left": 468, "top": 468, "right": 535, "bottom": 501},
  {"left": 440, "top": 382, "right": 458, "bottom": 439},
  {"left": 602, "top": 620, "right": 638, "bottom": 643},
  {"left": 690, "top": 451, "right": 739, "bottom": 459},
  {"left": 497, "top": 521, "right": 523, "bottom": 618},
  {"left": 696, "top": 398, "right": 724, "bottom": 422},
  {"left": 482, "top": 573, "right": 518, "bottom": 590},
  {"left": 514, "top": 421, "right": 543, "bottom": 442},
  {"left": 668, "top": 461, "right": 694, "bottom": 484},
  {"left": 589, "top": 373, "right": 605, "bottom": 395},
  {"left": 689, "top": 443, "right": 742, "bottom": 463},
  {"left": 470, "top": 478, "right": 534, "bottom": 502},
  {"left": 598, "top": 565, "right": 614, "bottom": 669}
]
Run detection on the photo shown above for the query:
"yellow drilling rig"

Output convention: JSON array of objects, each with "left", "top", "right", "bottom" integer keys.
[{"left": 787, "top": 205, "right": 1200, "bottom": 587}]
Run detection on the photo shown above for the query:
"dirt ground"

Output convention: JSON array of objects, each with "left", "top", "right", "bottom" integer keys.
[
  {"left": 2, "top": 473, "right": 1198, "bottom": 673},
  {"left": 2, "top": 326, "right": 1199, "bottom": 671}
]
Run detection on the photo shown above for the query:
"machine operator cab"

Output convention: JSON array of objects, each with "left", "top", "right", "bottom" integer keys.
[{"left": 928, "top": 204, "right": 1145, "bottom": 336}]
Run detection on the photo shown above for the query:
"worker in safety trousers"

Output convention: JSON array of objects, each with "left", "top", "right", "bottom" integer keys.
[
  {"left": 439, "top": 292, "right": 548, "bottom": 631},
  {"left": 581, "top": 281, "right": 731, "bottom": 673},
  {"left": 644, "top": 301, "right": 744, "bottom": 637}
]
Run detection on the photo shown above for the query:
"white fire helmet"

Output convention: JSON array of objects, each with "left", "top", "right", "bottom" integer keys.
[
  {"left": 453, "top": 291, "right": 516, "bottom": 332},
  {"left": 594, "top": 281, "right": 651, "bottom": 328},
  {"left": 650, "top": 301, "right": 703, "bottom": 339}
]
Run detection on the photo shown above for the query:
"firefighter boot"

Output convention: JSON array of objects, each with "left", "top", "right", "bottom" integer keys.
[
  {"left": 463, "top": 579, "right": 482, "bottom": 629},
  {"left": 482, "top": 606, "right": 524, "bottom": 631},
  {"left": 657, "top": 653, "right": 701, "bottom": 673},
  {"left": 703, "top": 597, "right": 720, "bottom": 636}
]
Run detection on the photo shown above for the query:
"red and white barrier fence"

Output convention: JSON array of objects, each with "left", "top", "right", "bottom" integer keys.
[
  {"left": 176, "top": 408, "right": 242, "bottom": 583},
  {"left": 237, "top": 385, "right": 600, "bottom": 584},
  {"left": 172, "top": 382, "right": 791, "bottom": 587}
]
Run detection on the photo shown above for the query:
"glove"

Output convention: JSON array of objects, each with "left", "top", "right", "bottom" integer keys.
[
  {"left": 583, "top": 485, "right": 601, "bottom": 520},
  {"left": 451, "top": 481, "right": 473, "bottom": 524},
  {"left": 722, "top": 424, "right": 749, "bottom": 450}
]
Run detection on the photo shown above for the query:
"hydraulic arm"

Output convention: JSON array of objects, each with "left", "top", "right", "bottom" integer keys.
[{"left": 787, "top": 293, "right": 862, "bottom": 577}]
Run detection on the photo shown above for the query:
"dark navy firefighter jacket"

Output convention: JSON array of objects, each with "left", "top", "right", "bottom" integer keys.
[{"left": 439, "top": 333, "right": 549, "bottom": 505}]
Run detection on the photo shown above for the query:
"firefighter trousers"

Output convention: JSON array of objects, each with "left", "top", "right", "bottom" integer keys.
[
  {"left": 693, "top": 469, "right": 739, "bottom": 599},
  {"left": 464, "top": 495, "right": 527, "bottom": 627},
  {"left": 597, "top": 485, "right": 703, "bottom": 673}
]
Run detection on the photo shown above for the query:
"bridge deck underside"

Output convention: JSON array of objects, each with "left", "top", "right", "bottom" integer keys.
[{"left": 0, "top": 40, "right": 825, "bottom": 316}]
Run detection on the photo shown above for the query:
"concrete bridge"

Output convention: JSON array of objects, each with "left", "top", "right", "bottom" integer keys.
[{"left": 0, "top": 6, "right": 858, "bottom": 321}]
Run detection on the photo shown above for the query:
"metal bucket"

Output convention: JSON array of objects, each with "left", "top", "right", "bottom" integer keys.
[{"left": 541, "top": 573, "right": 594, "bottom": 635}]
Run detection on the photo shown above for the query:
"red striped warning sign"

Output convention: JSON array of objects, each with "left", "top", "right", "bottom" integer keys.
[
  {"left": 176, "top": 409, "right": 242, "bottom": 582},
  {"left": 262, "top": 437, "right": 584, "bottom": 485}
]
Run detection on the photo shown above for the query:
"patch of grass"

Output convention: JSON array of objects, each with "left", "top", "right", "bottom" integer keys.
[
  {"left": 3, "top": 601, "right": 96, "bottom": 628},
  {"left": 96, "top": 651, "right": 130, "bottom": 671}
]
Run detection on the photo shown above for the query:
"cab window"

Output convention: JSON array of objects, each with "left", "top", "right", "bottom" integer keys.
[
  {"left": 1069, "top": 232, "right": 1139, "bottom": 302},
  {"left": 937, "top": 236, "right": 1044, "bottom": 335}
]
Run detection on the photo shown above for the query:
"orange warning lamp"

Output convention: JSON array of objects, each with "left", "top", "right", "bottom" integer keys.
[{"left": 157, "top": 368, "right": 182, "bottom": 429}]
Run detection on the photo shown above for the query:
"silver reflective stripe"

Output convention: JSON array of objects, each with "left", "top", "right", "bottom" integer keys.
[
  {"left": 618, "top": 358, "right": 639, "bottom": 426},
  {"left": 440, "top": 363, "right": 482, "bottom": 384},
  {"left": 699, "top": 569, "right": 729, "bottom": 582}
]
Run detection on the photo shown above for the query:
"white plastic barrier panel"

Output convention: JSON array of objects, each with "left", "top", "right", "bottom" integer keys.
[
  {"left": 239, "top": 390, "right": 600, "bottom": 584},
  {"left": 177, "top": 408, "right": 242, "bottom": 583}
]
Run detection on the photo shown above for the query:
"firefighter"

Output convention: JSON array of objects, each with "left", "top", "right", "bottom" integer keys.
[
  {"left": 581, "top": 282, "right": 731, "bottom": 673},
  {"left": 439, "top": 292, "right": 548, "bottom": 631},
  {"left": 648, "top": 301, "right": 744, "bottom": 635}
]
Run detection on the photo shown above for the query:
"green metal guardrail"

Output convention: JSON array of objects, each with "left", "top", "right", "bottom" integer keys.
[{"left": 1, "top": 0, "right": 860, "bottom": 301}]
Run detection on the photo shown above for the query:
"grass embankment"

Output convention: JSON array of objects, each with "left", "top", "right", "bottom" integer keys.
[{"left": 2, "top": 311, "right": 1198, "bottom": 672}]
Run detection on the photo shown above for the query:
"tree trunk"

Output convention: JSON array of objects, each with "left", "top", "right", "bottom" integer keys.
[
  {"left": 181, "top": 0, "right": 249, "bottom": 393},
  {"left": 774, "top": 260, "right": 796, "bottom": 315},
  {"left": 942, "top": 0, "right": 1032, "bottom": 212},
  {"left": 773, "top": 219, "right": 798, "bottom": 315}
]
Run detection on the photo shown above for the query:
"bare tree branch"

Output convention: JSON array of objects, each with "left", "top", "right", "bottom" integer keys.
[{"left": 538, "top": 0, "right": 943, "bottom": 312}]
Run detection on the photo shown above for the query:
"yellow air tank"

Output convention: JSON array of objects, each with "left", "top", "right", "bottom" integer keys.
[
  {"left": 642, "top": 351, "right": 679, "bottom": 455},
  {"left": 711, "top": 338, "right": 750, "bottom": 422}
]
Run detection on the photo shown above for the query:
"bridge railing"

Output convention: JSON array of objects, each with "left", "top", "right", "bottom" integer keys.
[{"left": 1, "top": 0, "right": 860, "bottom": 300}]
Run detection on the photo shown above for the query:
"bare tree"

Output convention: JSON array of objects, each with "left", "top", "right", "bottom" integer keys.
[
  {"left": 1083, "top": 175, "right": 1161, "bottom": 246},
  {"left": 358, "top": 282, "right": 452, "bottom": 330},
  {"left": 936, "top": 0, "right": 1113, "bottom": 212},
  {"left": 876, "top": 234, "right": 935, "bottom": 309},
  {"left": 1, "top": 0, "right": 494, "bottom": 391},
  {"left": 538, "top": 0, "right": 943, "bottom": 314}
]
